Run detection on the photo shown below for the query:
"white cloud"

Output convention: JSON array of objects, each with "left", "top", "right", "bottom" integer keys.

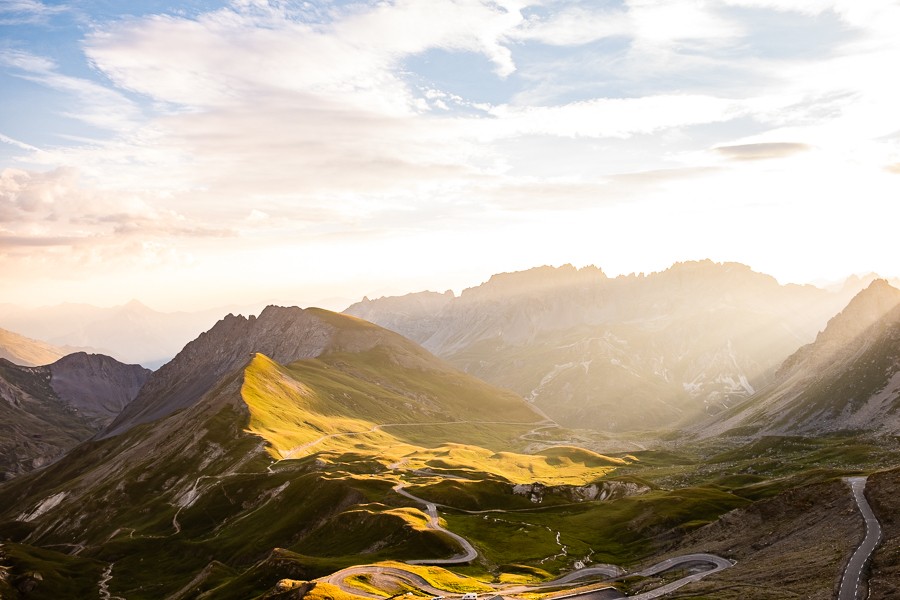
[
  {"left": 84, "top": 0, "right": 526, "bottom": 114},
  {"left": 513, "top": 0, "right": 742, "bottom": 48}
]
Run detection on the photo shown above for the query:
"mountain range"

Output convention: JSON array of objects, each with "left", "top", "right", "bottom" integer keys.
[
  {"left": 3, "top": 262, "right": 900, "bottom": 598},
  {"left": 346, "top": 260, "right": 878, "bottom": 431},
  {"left": 0, "top": 327, "right": 83, "bottom": 368}
]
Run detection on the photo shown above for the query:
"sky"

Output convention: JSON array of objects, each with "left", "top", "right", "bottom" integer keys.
[{"left": 1, "top": 0, "right": 899, "bottom": 312}]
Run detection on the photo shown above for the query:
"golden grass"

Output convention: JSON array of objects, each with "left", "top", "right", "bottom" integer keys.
[{"left": 241, "top": 353, "right": 621, "bottom": 485}]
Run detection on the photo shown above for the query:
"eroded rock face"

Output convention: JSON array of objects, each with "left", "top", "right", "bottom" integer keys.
[{"left": 512, "top": 480, "right": 650, "bottom": 503}]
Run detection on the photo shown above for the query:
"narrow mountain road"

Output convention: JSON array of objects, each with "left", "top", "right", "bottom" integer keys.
[
  {"left": 393, "top": 484, "right": 478, "bottom": 565},
  {"left": 322, "top": 554, "right": 731, "bottom": 599},
  {"left": 98, "top": 563, "right": 125, "bottom": 600},
  {"left": 839, "top": 476, "right": 881, "bottom": 600},
  {"left": 627, "top": 554, "right": 733, "bottom": 600},
  {"left": 321, "top": 565, "right": 457, "bottom": 599}
]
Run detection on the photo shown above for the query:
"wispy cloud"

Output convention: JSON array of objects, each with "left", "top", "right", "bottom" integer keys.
[
  {"left": 0, "top": 49, "right": 142, "bottom": 132},
  {"left": 715, "top": 142, "right": 811, "bottom": 161},
  {"left": 0, "top": 0, "right": 67, "bottom": 25}
]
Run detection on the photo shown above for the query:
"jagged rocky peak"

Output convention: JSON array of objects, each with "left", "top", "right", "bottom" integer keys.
[
  {"left": 814, "top": 279, "right": 900, "bottom": 347},
  {"left": 348, "top": 289, "right": 455, "bottom": 317},
  {"left": 647, "top": 260, "right": 782, "bottom": 295},
  {"left": 460, "top": 264, "right": 607, "bottom": 301}
]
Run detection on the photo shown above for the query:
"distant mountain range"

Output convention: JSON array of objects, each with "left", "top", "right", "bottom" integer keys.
[
  {"left": 0, "top": 327, "right": 85, "bottom": 368},
  {"left": 0, "top": 300, "right": 265, "bottom": 369},
  {"left": 346, "top": 260, "right": 880, "bottom": 431},
  {"left": 698, "top": 279, "right": 900, "bottom": 437},
  {"left": 0, "top": 353, "right": 150, "bottom": 478}
]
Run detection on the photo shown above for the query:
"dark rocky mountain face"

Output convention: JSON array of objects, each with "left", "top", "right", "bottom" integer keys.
[
  {"left": 346, "top": 261, "right": 868, "bottom": 431},
  {"left": 0, "top": 353, "right": 150, "bottom": 478},
  {"left": 698, "top": 280, "right": 900, "bottom": 437}
]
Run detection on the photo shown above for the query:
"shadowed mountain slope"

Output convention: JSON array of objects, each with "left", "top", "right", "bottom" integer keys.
[
  {"left": 697, "top": 280, "right": 900, "bottom": 437},
  {"left": 347, "top": 261, "right": 868, "bottom": 431},
  {"left": 0, "top": 353, "right": 149, "bottom": 478}
]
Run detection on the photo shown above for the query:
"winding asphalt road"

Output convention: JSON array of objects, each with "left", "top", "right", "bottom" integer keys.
[
  {"left": 322, "top": 553, "right": 731, "bottom": 600},
  {"left": 839, "top": 476, "right": 881, "bottom": 600},
  {"left": 393, "top": 484, "right": 479, "bottom": 565},
  {"left": 326, "top": 484, "right": 732, "bottom": 599},
  {"left": 627, "top": 554, "right": 733, "bottom": 600}
]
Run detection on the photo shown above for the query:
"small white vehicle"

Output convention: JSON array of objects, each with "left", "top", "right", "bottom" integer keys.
[{"left": 461, "top": 594, "right": 478, "bottom": 600}]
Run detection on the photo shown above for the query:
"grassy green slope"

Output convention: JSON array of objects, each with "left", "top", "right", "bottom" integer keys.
[{"left": 243, "top": 349, "right": 543, "bottom": 458}]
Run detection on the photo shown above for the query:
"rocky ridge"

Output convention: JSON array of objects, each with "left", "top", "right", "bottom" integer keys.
[{"left": 346, "top": 261, "right": 870, "bottom": 431}]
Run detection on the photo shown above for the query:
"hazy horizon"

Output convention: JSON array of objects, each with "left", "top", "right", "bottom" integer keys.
[
  {"left": 0, "top": 258, "right": 895, "bottom": 315},
  {"left": 2, "top": 1, "right": 899, "bottom": 311}
]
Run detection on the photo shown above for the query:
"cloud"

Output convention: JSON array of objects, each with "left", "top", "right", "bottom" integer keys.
[
  {"left": 715, "top": 142, "right": 812, "bottom": 161},
  {"left": 0, "top": 234, "right": 82, "bottom": 248},
  {"left": 0, "top": 133, "right": 42, "bottom": 153},
  {"left": 0, "top": 167, "right": 233, "bottom": 242},
  {"left": 482, "top": 94, "right": 745, "bottom": 139},
  {"left": 0, "top": 50, "right": 141, "bottom": 132},
  {"left": 0, "top": 0, "right": 67, "bottom": 25},
  {"left": 84, "top": 0, "right": 525, "bottom": 113},
  {"left": 514, "top": 1, "right": 742, "bottom": 47}
]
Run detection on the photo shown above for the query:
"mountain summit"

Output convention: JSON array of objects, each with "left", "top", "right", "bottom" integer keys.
[{"left": 104, "top": 305, "right": 539, "bottom": 437}]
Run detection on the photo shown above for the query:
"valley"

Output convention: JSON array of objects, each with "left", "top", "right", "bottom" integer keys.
[{"left": 1, "top": 265, "right": 899, "bottom": 599}]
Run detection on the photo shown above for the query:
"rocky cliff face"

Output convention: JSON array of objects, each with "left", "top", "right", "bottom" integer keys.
[
  {"left": 346, "top": 261, "right": 868, "bottom": 431},
  {"left": 698, "top": 280, "right": 900, "bottom": 437},
  {"left": 511, "top": 479, "right": 650, "bottom": 503}
]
